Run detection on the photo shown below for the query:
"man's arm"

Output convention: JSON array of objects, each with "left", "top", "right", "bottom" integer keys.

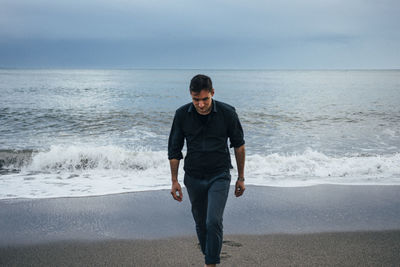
[
  {"left": 234, "top": 144, "right": 245, "bottom": 197},
  {"left": 170, "top": 159, "right": 183, "bottom": 202},
  {"left": 168, "top": 110, "right": 184, "bottom": 202}
]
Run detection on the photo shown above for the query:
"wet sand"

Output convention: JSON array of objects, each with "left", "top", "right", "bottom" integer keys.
[
  {"left": 1, "top": 185, "right": 400, "bottom": 266},
  {"left": 1, "top": 231, "right": 400, "bottom": 266}
]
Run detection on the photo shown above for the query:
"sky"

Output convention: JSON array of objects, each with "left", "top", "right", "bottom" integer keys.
[{"left": 0, "top": 0, "right": 399, "bottom": 69}]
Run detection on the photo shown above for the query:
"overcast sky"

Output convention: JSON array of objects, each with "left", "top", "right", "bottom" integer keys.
[{"left": 0, "top": 0, "right": 399, "bottom": 69}]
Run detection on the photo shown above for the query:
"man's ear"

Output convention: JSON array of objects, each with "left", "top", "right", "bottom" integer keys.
[{"left": 211, "top": 88, "right": 215, "bottom": 96}]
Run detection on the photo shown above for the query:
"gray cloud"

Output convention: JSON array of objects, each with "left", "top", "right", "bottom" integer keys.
[{"left": 0, "top": 0, "right": 399, "bottom": 68}]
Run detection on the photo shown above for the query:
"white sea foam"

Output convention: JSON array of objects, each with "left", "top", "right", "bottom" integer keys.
[
  {"left": 25, "top": 144, "right": 167, "bottom": 172},
  {"left": 245, "top": 149, "right": 400, "bottom": 186},
  {"left": 1, "top": 146, "right": 400, "bottom": 199},
  {"left": 0, "top": 145, "right": 173, "bottom": 199}
]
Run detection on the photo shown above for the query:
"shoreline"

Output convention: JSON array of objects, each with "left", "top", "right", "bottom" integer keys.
[
  {"left": 1, "top": 184, "right": 400, "bottom": 245},
  {"left": 1, "top": 184, "right": 399, "bottom": 266},
  {"left": 2, "top": 182, "right": 400, "bottom": 202}
]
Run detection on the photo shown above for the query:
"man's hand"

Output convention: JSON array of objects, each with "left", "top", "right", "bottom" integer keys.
[
  {"left": 234, "top": 145, "right": 245, "bottom": 197},
  {"left": 169, "top": 159, "right": 182, "bottom": 202},
  {"left": 234, "top": 180, "right": 245, "bottom": 197},
  {"left": 171, "top": 181, "right": 183, "bottom": 202}
]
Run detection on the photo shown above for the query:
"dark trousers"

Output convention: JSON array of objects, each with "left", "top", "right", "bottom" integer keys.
[{"left": 184, "top": 171, "right": 231, "bottom": 265}]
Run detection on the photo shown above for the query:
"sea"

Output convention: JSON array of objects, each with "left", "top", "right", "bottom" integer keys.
[{"left": 1, "top": 69, "right": 399, "bottom": 199}]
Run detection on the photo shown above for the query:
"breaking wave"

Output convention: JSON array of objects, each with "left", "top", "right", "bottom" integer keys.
[{"left": 1, "top": 145, "right": 399, "bottom": 199}]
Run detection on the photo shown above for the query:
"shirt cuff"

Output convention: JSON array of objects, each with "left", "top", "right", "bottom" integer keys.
[
  {"left": 168, "top": 152, "right": 183, "bottom": 160},
  {"left": 230, "top": 140, "right": 245, "bottom": 148}
]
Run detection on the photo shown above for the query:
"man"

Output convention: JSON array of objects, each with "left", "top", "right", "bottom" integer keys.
[{"left": 168, "top": 74, "right": 245, "bottom": 267}]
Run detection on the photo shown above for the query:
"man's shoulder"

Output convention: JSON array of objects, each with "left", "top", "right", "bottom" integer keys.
[
  {"left": 175, "top": 102, "right": 192, "bottom": 114},
  {"left": 215, "top": 100, "right": 237, "bottom": 113}
]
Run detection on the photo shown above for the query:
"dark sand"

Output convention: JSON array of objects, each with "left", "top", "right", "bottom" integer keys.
[
  {"left": 2, "top": 231, "right": 400, "bottom": 266},
  {"left": 1, "top": 185, "right": 400, "bottom": 266}
]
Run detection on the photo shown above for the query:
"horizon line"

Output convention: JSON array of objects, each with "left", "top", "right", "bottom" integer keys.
[{"left": 1, "top": 67, "right": 399, "bottom": 71}]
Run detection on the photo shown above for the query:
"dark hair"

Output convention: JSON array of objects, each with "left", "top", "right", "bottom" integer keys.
[{"left": 190, "top": 74, "right": 213, "bottom": 93}]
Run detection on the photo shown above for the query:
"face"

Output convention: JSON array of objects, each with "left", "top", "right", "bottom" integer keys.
[{"left": 191, "top": 89, "right": 214, "bottom": 115}]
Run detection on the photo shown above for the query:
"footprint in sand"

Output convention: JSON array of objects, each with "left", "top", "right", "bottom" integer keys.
[
  {"left": 220, "top": 251, "right": 231, "bottom": 259},
  {"left": 222, "top": 240, "right": 243, "bottom": 247}
]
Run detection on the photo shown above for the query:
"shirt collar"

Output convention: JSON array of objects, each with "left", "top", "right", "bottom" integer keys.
[{"left": 187, "top": 99, "right": 218, "bottom": 113}]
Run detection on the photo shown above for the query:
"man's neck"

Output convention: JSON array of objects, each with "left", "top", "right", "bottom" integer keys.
[{"left": 195, "top": 100, "right": 213, "bottom": 116}]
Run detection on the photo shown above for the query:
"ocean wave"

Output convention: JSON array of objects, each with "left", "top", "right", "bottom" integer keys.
[
  {"left": 1, "top": 146, "right": 400, "bottom": 179},
  {"left": 247, "top": 149, "right": 400, "bottom": 179},
  {"left": 1, "top": 146, "right": 400, "bottom": 199},
  {"left": 24, "top": 145, "right": 168, "bottom": 172},
  {"left": 0, "top": 149, "right": 34, "bottom": 171}
]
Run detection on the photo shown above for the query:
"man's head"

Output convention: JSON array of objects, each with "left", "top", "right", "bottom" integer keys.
[{"left": 190, "top": 74, "right": 215, "bottom": 115}]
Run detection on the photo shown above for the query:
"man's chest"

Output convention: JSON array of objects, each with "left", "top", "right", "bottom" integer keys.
[{"left": 181, "top": 114, "right": 228, "bottom": 139}]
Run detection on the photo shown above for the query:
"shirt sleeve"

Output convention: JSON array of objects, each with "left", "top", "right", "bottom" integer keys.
[
  {"left": 228, "top": 110, "right": 245, "bottom": 148},
  {"left": 168, "top": 111, "right": 184, "bottom": 160}
]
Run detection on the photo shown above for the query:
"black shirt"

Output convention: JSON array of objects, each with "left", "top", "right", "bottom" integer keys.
[
  {"left": 195, "top": 110, "right": 210, "bottom": 125},
  {"left": 168, "top": 99, "right": 245, "bottom": 177}
]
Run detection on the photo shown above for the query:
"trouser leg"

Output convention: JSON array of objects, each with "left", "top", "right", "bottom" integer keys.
[
  {"left": 204, "top": 173, "right": 230, "bottom": 265},
  {"left": 184, "top": 171, "right": 231, "bottom": 265},
  {"left": 184, "top": 174, "right": 208, "bottom": 254}
]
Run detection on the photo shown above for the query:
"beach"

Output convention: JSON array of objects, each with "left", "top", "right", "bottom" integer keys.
[
  {"left": 1, "top": 57, "right": 400, "bottom": 267},
  {"left": 2, "top": 231, "right": 400, "bottom": 266},
  {"left": 1, "top": 185, "right": 400, "bottom": 266}
]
